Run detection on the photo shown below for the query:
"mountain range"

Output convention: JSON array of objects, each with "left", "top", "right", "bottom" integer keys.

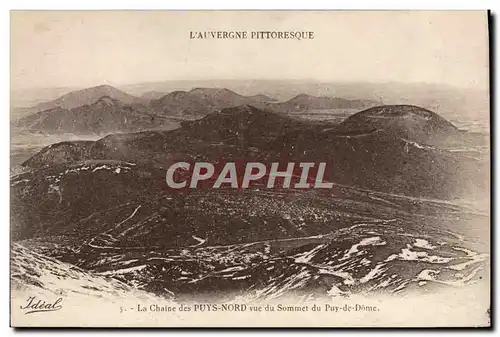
[
  {"left": 148, "top": 87, "right": 275, "bottom": 116},
  {"left": 13, "top": 85, "right": 378, "bottom": 134},
  {"left": 13, "top": 79, "right": 487, "bottom": 115}
]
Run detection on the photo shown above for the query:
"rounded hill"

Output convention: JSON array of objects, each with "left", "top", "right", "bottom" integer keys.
[{"left": 339, "top": 105, "right": 458, "bottom": 139}]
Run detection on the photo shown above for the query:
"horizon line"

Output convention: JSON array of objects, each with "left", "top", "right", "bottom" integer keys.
[{"left": 11, "top": 78, "right": 488, "bottom": 92}]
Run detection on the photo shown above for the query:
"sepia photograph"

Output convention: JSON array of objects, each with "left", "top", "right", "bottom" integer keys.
[{"left": 9, "top": 10, "right": 491, "bottom": 327}]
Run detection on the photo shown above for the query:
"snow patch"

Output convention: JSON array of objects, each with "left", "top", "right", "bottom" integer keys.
[
  {"left": 341, "top": 236, "right": 386, "bottom": 261},
  {"left": 294, "top": 244, "right": 325, "bottom": 264},
  {"left": 386, "top": 245, "right": 453, "bottom": 264},
  {"left": 98, "top": 265, "right": 147, "bottom": 276},
  {"left": 360, "top": 263, "right": 386, "bottom": 283},
  {"left": 414, "top": 238, "right": 436, "bottom": 250}
]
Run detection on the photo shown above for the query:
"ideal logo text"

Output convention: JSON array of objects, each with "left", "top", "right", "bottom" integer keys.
[{"left": 19, "top": 296, "right": 63, "bottom": 315}]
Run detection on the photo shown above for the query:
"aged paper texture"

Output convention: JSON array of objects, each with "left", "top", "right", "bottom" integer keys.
[{"left": 10, "top": 10, "right": 490, "bottom": 327}]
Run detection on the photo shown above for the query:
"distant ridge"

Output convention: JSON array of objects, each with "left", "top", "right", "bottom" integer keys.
[
  {"left": 247, "top": 94, "right": 277, "bottom": 102},
  {"left": 273, "top": 93, "right": 377, "bottom": 112},
  {"left": 140, "top": 91, "right": 169, "bottom": 101},
  {"left": 27, "top": 85, "right": 145, "bottom": 112},
  {"left": 149, "top": 87, "right": 272, "bottom": 116},
  {"left": 15, "top": 95, "right": 175, "bottom": 135},
  {"left": 150, "top": 88, "right": 376, "bottom": 117}
]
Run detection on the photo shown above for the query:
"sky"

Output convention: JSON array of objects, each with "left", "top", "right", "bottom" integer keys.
[{"left": 10, "top": 11, "right": 489, "bottom": 90}]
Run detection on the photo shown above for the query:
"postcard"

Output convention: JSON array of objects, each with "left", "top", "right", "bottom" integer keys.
[{"left": 10, "top": 10, "right": 490, "bottom": 327}]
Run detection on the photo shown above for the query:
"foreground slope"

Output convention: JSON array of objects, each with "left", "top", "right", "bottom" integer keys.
[{"left": 11, "top": 242, "right": 163, "bottom": 301}]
